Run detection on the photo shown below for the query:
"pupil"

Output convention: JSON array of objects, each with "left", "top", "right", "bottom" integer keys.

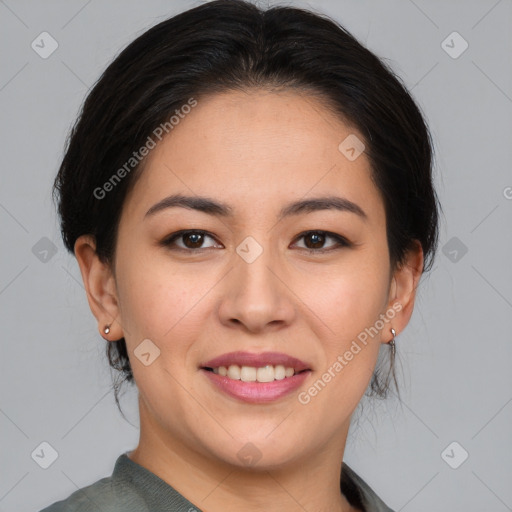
[
  {"left": 185, "top": 233, "right": 203, "bottom": 248},
  {"left": 307, "top": 232, "right": 324, "bottom": 249}
]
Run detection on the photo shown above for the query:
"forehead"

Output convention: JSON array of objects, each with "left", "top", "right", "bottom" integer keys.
[{"left": 122, "top": 89, "right": 385, "bottom": 225}]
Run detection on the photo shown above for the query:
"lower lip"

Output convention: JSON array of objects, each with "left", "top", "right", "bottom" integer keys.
[{"left": 201, "top": 369, "right": 311, "bottom": 403}]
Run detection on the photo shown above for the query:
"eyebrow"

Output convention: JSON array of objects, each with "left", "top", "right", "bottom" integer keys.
[{"left": 144, "top": 193, "right": 367, "bottom": 221}]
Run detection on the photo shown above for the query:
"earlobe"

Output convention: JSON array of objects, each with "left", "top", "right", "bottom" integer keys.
[{"left": 74, "top": 235, "right": 123, "bottom": 341}]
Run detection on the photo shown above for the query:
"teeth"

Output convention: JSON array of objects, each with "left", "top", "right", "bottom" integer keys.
[
  {"left": 227, "top": 365, "right": 241, "bottom": 380},
  {"left": 213, "top": 364, "right": 299, "bottom": 382},
  {"left": 274, "top": 365, "right": 286, "bottom": 380},
  {"left": 240, "top": 366, "right": 257, "bottom": 382},
  {"left": 257, "top": 365, "right": 274, "bottom": 383}
]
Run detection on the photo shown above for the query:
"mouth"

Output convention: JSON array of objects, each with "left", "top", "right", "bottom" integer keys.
[{"left": 199, "top": 351, "right": 312, "bottom": 402}]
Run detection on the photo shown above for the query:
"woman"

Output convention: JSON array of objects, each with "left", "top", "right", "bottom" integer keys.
[{"left": 41, "top": 0, "right": 440, "bottom": 510}]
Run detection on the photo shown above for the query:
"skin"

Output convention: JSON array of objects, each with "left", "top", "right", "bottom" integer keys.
[{"left": 75, "top": 89, "right": 423, "bottom": 512}]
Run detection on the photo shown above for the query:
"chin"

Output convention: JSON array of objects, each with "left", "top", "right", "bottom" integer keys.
[{"left": 203, "top": 430, "right": 309, "bottom": 471}]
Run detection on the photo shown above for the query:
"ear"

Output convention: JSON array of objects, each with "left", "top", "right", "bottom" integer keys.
[
  {"left": 74, "top": 234, "right": 124, "bottom": 341},
  {"left": 385, "top": 240, "right": 424, "bottom": 343}
]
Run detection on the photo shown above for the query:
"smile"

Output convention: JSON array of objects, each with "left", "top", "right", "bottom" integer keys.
[
  {"left": 200, "top": 351, "right": 312, "bottom": 403},
  {"left": 204, "top": 364, "right": 305, "bottom": 382}
]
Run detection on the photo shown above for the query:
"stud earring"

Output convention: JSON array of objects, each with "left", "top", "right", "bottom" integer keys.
[{"left": 103, "top": 325, "right": 110, "bottom": 335}]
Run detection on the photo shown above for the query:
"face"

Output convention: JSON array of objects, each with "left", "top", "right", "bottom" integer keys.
[{"left": 84, "top": 89, "right": 416, "bottom": 469}]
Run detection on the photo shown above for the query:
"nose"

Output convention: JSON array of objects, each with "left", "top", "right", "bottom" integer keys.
[{"left": 217, "top": 244, "right": 296, "bottom": 334}]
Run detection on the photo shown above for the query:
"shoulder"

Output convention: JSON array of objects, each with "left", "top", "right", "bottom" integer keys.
[
  {"left": 38, "top": 455, "right": 149, "bottom": 512},
  {"left": 39, "top": 476, "right": 112, "bottom": 512}
]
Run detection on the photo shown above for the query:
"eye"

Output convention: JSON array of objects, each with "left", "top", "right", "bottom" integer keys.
[
  {"left": 292, "top": 230, "right": 350, "bottom": 252},
  {"left": 160, "top": 229, "right": 351, "bottom": 253},
  {"left": 160, "top": 230, "right": 222, "bottom": 251}
]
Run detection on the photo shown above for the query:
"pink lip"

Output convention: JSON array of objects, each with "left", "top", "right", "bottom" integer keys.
[
  {"left": 201, "top": 351, "right": 311, "bottom": 372},
  {"left": 201, "top": 369, "right": 311, "bottom": 403}
]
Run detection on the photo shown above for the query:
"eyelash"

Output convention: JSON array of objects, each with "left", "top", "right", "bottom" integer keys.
[{"left": 160, "top": 229, "right": 351, "bottom": 254}]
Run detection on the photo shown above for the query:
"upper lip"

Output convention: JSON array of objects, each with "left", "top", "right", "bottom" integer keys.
[{"left": 201, "top": 351, "right": 311, "bottom": 372}]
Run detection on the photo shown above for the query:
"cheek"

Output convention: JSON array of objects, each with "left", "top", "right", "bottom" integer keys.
[
  {"left": 304, "top": 261, "right": 389, "bottom": 342},
  {"left": 300, "top": 270, "right": 386, "bottom": 416},
  {"left": 309, "top": 255, "right": 390, "bottom": 409},
  {"left": 115, "top": 253, "right": 215, "bottom": 351},
  {"left": 115, "top": 259, "right": 212, "bottom": 406}
]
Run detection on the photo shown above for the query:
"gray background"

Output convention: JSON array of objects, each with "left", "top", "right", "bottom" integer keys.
[{"left": 1, "top": 0, "right": 511, "bottom": 510}]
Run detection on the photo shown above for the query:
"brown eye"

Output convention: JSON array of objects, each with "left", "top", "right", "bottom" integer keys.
[
  {"left": 293, "top": 230, "right": 350, "bottom": 252},
  {"left": 161, "top": 230, "right": 221, "bottom": 251},
  {"left": 182, "top": 232, "right": 205, "bottom": 248},
  {"left": 304, "top": 232, "right": 326, "bottom": 249}
]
